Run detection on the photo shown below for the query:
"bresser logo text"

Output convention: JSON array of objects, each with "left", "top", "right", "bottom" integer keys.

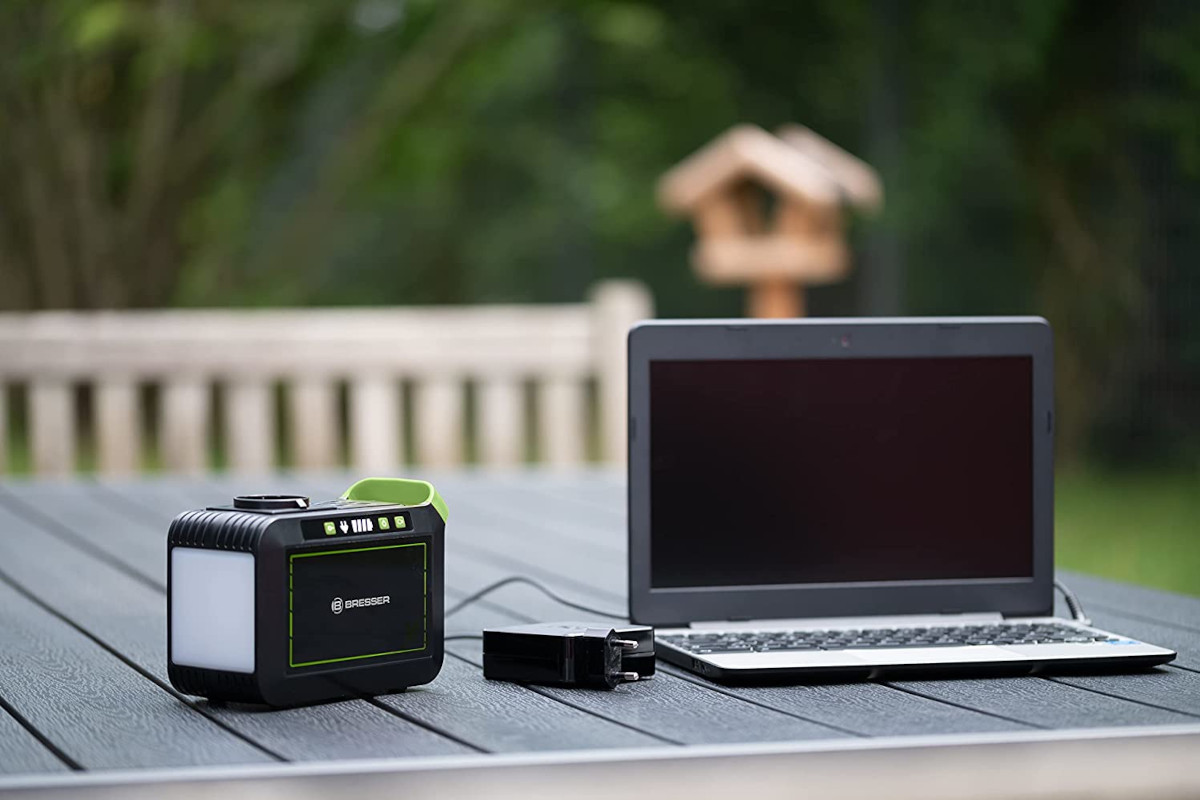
[{"left": 330, "top": 595, "right": 390, "bottom": 615}]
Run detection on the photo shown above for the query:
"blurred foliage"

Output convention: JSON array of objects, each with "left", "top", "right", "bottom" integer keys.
[
  {"left": 1, "top": 0, "right": 1199, "bottom": 467},
  {"left": 1056, "top": 469, "right": 1200, "bottom": 596}
]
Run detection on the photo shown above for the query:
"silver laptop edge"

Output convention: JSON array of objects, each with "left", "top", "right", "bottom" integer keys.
[{"left": 655, "top": 618, "right": 1172, "bottom": 674}]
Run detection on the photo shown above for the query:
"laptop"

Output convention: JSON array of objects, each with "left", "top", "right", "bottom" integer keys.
[{"left": 627, "top": 317, "right": 1176, "bottom": 682}]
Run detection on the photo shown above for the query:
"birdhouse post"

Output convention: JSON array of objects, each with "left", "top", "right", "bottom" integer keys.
[{"left": 658, "top": 124, "right": 882, "bottom": 318}]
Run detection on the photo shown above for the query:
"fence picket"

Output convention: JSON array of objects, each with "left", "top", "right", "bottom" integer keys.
[
  {"left": 30, "top": 380, "right": 74, "bottom": 476},
  {"left": 591, "top": 281, "right": 654, "bottom": 464},
  {"left": 349, "top": 375, "right": 400, "bottom": 472},
  {"left": 96, "top": 379, "right": 140, "bottom": 476},
  {"left": 416, "top": 377, "right": 463, "bottom": 468},
  {"left": 539, "top": 375, "right": 585, "bottom": 467},
  {"left": 479, "top": 376, "right": 523, "bottom": 468},
  {"left": 0, "top": 382, "right": 7, "bottom": 473},
  {"left": 161, "top": 378, "right": 209, "bottom": 475},
  {"left": 225, "top": 379, "right": 273, "bottom": 474},
  {"left": 289, "top": 378, "right": 339, "bottom": 470}
]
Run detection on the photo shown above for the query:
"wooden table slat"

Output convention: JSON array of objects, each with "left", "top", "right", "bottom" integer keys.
[
  {"left": 375, "top": 655, "right": 667, "bottom": 753},
  {"left": 144, "top": 480, "right": 700, "bottom": 754},
  {"left": 0, "top": 579, "right": 273, "bottom": 770},
  {"left": 442, "top": 614, "right": 854, "bottom": 746},
  {"left": 202, "top": 699, "right": 478, "bottom": 762},
  {"left": 0, "top": 483, "right": 678, "bottom": 760},
  {"left": 207, "top": 480, "right": 863, "bottom": 746},
  {"left": 1059, "top": 571, "right": 1200, "bottom": 635},
  {"left": 887, "top": 675, "right": 1198, "bottom": 729},
  {"left": 0, "top": 707, "right": 68, "bottom": 775},
  {"left": 336, "top": 475, "right": 1200, "bottom": 736},
  {"left": 75, "top": 474, "right": 1200, "bottom": 743},
  {"left": 655, "top": 665, "right": 1029, "bottom": 737},
  {"left": 435, "top": 542, "right": 1043, "bottom": 739},
  {"left": 0, "top": 497, "right": 480, "bottom": 763},
  {"left": 0, "top": 484, "right": 166, "bottom": 590},
  {"left": 423, "top": 477, "right": 1200, "bottom": 735},
  {"left": 1049, "top": 669, "right": 1200, "bottom": 719},
  {"left": 159, "top": 479, "right": 871, "bottom": 746},
  {"left": 0, "top": 471, "right": 1196, "bottom": 783}
]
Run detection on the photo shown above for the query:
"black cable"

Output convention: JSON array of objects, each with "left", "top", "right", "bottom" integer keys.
[
  {"left": 451, "top": 576, "right": 1090, "bottom": 630},
  {"left": 445, "top": 576, "right": 627, "bottom": 620},
  {"left": 1054, "top": 578, "right": 1091, "bottom": 625},
  {"left": 444, "top": 634, "right": 484, "bottom": 642}
]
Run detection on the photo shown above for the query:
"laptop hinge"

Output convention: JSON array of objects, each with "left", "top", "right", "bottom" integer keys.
[{"left": 688, "top": 612, "right": 1004, "bottom": 631}]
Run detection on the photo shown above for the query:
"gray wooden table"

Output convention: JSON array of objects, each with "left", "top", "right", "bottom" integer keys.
[{"left": 0, "top": 472, "right": 1198, "bottom": 796}]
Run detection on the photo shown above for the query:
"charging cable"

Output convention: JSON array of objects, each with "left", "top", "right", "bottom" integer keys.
[
  {"left": 450, "top": 574, "right": 1091, "bottom": 627},
  {"left": 1054, "top": 578, "right": 1091, "bottom": 626},
  {"left": 445, "top": 576, "right": 626, "bottom": 620},
  {"left": 443, "top": 576, "right": 627, "bottom": 644}
]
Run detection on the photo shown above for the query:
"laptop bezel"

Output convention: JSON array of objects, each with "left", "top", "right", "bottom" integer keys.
[{"left": 627, "top": 317, "right": 1055, "bottom": 627}]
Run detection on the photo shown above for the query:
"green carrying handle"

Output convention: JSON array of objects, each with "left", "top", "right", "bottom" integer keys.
[{"left": 341, "top": 478, "right": 448, "bottom": 523}]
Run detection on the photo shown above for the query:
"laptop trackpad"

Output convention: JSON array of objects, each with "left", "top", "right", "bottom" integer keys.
[
  {"left": 839, "top": 646, "right": 1026, "bottom": 665},
  {"left": 705, "top": 650, "right": 865, "bottom": 669}
]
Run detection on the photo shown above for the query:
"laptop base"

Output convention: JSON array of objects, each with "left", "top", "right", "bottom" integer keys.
[{"left": 655, "top": 616, "right": 1176, "bottom": 685}]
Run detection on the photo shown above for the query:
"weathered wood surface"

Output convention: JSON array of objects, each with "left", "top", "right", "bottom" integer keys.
[{"left": 0, "top": 472, "right": 1197, "bottom": 781}]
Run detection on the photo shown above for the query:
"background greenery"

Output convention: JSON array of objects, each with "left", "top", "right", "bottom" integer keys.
[{"left": 1, "top": 0, "right": 1196, "bottom": 594}]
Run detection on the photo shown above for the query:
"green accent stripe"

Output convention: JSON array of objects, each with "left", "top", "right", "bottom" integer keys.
[
  {"left": 291, "top": 646, "right": 427, "bottom": 668},
  {"left": 291, "top": 543, "right": 425, "bottom": 559}
]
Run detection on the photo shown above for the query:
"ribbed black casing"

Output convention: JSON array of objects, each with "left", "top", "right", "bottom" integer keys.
[
  {"left": 168, "top": 509, "right": 271, "bottom": 552},
  {"left": 168, "top": 665, "right": 260, "bottom": 703}
]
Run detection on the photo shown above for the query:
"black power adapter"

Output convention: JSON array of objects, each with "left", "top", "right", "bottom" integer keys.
[{"left": 482, "top": 622, "right": 655, "bottom": 689}]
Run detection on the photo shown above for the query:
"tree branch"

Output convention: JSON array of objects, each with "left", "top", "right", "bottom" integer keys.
[
  {"left": 253, "top": 4, "right": 513, "bottom": 275},
  {"left": 126, "top": 0, "right": 188, "bottom": 307}
]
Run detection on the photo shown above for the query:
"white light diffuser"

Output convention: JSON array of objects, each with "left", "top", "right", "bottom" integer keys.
[{"left": 171, "top": 548, "right": 256, "bottom": 673}]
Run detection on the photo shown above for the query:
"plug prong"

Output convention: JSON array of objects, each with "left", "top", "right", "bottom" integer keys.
[
  {"left": 615, "top": 671, "right": 639, "bottom": 682},
  {"left": 613, "top": 639, "right": 639, "bottom": 650}
]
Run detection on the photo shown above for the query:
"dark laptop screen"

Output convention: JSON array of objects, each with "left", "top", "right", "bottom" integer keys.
[{"left": 649, "top": 356, "right": 1034, "bottom": 589}]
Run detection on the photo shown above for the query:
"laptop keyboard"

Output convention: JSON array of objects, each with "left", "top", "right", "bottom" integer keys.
[{"left": 659, "top": 622, "right": 1118, "bottom": 654}]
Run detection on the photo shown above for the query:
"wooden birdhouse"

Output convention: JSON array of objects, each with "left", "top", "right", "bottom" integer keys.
[{"left": 658, "top": 124, "right": 882, "bottom": 318}]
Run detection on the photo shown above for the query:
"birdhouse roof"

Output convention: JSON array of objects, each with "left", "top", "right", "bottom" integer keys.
[
  {"left": 775, "top": 124, "right": 883, "bottom": 210},
  {"left": 658, "top": 124, "right": 841, "bottom": 213},
  {"left": 658, "top": 124, "right": 883, "bottom": 214}
]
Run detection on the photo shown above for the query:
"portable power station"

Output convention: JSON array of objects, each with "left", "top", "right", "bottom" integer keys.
[{"left": 167, "top": 477, "right": 446, "bottom": 707}]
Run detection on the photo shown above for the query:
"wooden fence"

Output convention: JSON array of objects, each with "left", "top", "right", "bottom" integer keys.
[{"left": 0, "top": 281, "right": 651, "bottom": 476}]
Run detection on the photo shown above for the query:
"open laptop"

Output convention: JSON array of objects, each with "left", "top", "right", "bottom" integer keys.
[{"left": 628, "top": 317, "right": 1175, "bottom": 682}]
